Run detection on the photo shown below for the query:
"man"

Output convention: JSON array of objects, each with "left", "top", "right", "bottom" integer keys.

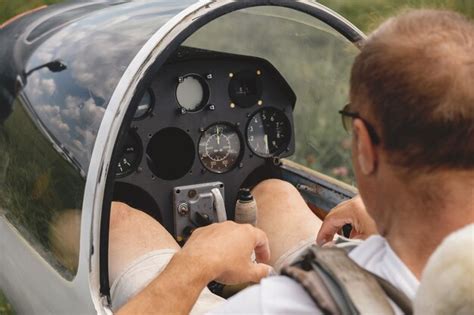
[{"left": 114, "top": 9, "right": 474, "bottom": 314}]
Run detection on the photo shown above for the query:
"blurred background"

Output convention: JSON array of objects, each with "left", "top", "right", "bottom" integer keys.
[
  {"left": 2, "top": 0, "right": 472, "bottom": 33},
  {"left": 0, "top": 1, "right": 472, "bottom": 314}
]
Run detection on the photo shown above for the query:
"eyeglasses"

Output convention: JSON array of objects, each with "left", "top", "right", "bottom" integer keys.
[{"left": 338, "top": 104, "right": 380, "bottom": 144}]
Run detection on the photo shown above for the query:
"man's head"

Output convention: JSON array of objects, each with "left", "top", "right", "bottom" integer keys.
[{"left": 347, "top": 10, "right": 474, "bottom": 230}]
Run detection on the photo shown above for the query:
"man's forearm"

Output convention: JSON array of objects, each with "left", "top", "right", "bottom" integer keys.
[
  {"left": 116, "top": 221, "right": 271, "bottom": 314},
  {"left": 117, "top": 251, "right": 213, "bottom": 315}
]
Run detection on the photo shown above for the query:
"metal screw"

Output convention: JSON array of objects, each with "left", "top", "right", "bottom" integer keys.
[
  {"left": 208, "top": 104, "right": 215, "bottom": 111},
  {"left": 177, "top": 203, "right": 189, "bottom": 216},
  {"left": 273, "top": 157, "right": 281, "bottom": 166},
  {"left": 180, "top": 108, "right": 187, "bottom": 115},
  {"left": 206, "top": 74, "right": 213, "bottom": 80},
  {"left": 188, "top": 189, "right": 197, "bottom": 198}
]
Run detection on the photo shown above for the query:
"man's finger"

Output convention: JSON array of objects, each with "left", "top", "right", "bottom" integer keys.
[
  {"left": 248, "top": 263, "right": 273, "bottom": 283},
  {"left": 252, "top": 227, "right": 271, "bottom": 263},
  {"left": 316, "top": 217, "right": 353, "bottom": 245}
]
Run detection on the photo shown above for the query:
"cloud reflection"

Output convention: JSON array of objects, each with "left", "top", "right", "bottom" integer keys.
[{"left": 21, "top": 1, "right": 192, "bottom": 171}]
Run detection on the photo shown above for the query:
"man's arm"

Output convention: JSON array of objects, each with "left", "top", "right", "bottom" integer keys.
[
  {"left": 116, "top": 251, "right": 211, "bottom": 315},
  {"left": 117, "top": 221, "right": 272, "bottom": 315}
]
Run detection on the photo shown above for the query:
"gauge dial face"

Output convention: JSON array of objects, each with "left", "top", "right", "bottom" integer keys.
[
  {"left": 116, "top": 130, "right": 143, "bottom": 178},
  {"left": 229, "top": 70, "right": 263, "bottom": 108},
  {"left": 134, "top": 89, "right": 153, "bottom": 120},
  {"left": 176, "top": 74, "right": 209, "bottom": 112},
  {"left": 199, "top": 124, "right": 241, "bottom": 173},
  {"left": 247, "top": 108, "right": 291, "bottom": 157}
]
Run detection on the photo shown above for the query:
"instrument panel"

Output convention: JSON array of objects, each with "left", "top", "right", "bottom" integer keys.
[{"left": 113, "top": 47, "right": 296, "bottom": 234}]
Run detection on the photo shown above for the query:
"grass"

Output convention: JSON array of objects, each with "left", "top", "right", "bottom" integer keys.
[
  {"left": 0, "top": 0, "right": 472, "bottom": 313},
  {"left": 0, "top": 2, "right": 68, "bottom": 313},
  {"left": 0, "top": 291, "right": 14, "bottom": 315},
  {"left": 0, "top": 0, "right": 61, "bottom": 25}
]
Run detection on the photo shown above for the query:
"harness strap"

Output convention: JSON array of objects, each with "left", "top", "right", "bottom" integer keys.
[
  {"left": 283, "top": 265, "right": 342, "bottom": 315},
  {"left": 371, "top": 273, "right": 413, "bottom": 315},
  {"left": 281, "top": 245, "right": 413, "bottom": 315}
]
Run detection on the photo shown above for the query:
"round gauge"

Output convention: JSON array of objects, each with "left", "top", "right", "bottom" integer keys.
[
  {"left": 247, "top": 108, "right": 291, "bottom": 157},
  {"left": 176, "top": 74, "right": 209, "bottom": 112},
  {"left": 199, "top": 124, "right": 242, "bottom": 174},
  {"left": 134, "top": 89, "right": 153, "bottom": 120},
  {"left": 116, "top": 130, "right": 143, "bottom": 178},
  {"left": 229, "top": 70, "right": 263, "bottom": 108}
]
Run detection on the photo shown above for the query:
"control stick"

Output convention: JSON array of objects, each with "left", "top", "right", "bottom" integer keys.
[
  {"left": 234, "top": 188, "right": 257, "bottom": 226},
  {"left": 218, "top": 188, "right": 261, "bottom": 297}
]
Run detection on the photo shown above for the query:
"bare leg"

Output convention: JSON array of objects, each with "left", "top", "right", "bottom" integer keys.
[
  {"left": 109, "top": 179, "right": 321, "bottom": 281},
  {"left": 252, "top": 179, "right": 322, "bottom": 267},
  {"left": 109, "top": 202, "right": 179, "bottom": 285}
]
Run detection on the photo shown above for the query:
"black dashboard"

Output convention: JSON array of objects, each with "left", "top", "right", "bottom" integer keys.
[{"left": 112, "top": 47, "right": 296, "bottom": 238}]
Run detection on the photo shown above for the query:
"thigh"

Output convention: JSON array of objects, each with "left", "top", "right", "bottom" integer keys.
[
  {"left": 108, "top": 202, "right": 179, "bottom": 284},
  {"left": 252, "top": 179, "right": 322, "bottom": 267}
]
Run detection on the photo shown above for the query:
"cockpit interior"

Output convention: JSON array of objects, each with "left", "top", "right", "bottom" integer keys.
[
  {"left": 112, "top": 46, "right": 297, "bottom": 240},
  {"left": 0, "top": 3, "right": 364, "bottom": 311},
  {"left": 105, "top": 6, "right": 360, "bottom": 296}
]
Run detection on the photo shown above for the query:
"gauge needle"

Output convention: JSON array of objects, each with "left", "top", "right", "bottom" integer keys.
[
  {"left": 264, "top": 134, "right": 269, "bottom": 154},
  {"left": 217, "top": 127, "right": 221, "bottom": 145}
]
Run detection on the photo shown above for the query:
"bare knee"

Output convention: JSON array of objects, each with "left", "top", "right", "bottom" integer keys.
[
  {"left": 252, "top": 178, "right": 298, "bottom": 198},
  {"left": 252, "top": 179, "right": 305, "bottom": 218},
  {"left": 108, "top": 202, "right": 179, "bottom": 284},
  {"left": 110, "top": 202, "right": 155, "bottom": 231},
  {"left": 110, "top": 202, "right": 134, "bottom": 228}
]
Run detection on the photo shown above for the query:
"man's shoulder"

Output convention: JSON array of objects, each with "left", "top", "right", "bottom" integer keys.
[{"left": 348, "top": 235, "right": 419, "bottom": 300}]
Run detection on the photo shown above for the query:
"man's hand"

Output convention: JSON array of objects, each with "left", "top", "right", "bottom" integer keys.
[
  {"left": 118, "top": 221, "right": 272, "bottom": 315},
  {"left": 316, "top": 195, "right": 378, "bottom": 245},
  {"left": 178, "top": 221, "right": 272, "bottom": 284}
]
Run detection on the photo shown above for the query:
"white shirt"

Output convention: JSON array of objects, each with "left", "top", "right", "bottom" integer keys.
[{"left": 209, "top": 235, "right": 419, "bottom": 314}]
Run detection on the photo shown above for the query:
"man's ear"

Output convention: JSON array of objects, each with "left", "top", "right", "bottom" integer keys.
[{"left": 353, "top": 119, "right": 377, "bottom": 175}]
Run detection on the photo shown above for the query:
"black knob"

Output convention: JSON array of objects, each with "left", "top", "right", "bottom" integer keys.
[
  {"left": 237, "top": 188, "right": 253, "bottom": 202},
  {"left": 195, "top": 211, "right": 212, "bottom": 227}
]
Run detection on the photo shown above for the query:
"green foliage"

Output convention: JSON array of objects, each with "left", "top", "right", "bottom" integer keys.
[
  {"left": 1, "top": 102, "right": 84, "bottom": 259},
  {"left": 319, "top": 0, "right": 474, "bottom": 32},
  {"left": 0, "top": 102, "right": 84, "bottom": 312},
  {"left": 0, "top": 291, "right": 14, "bottom": 315},
  {"left": 0, "top": 0, "right": 61, "bottom": 24}
]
